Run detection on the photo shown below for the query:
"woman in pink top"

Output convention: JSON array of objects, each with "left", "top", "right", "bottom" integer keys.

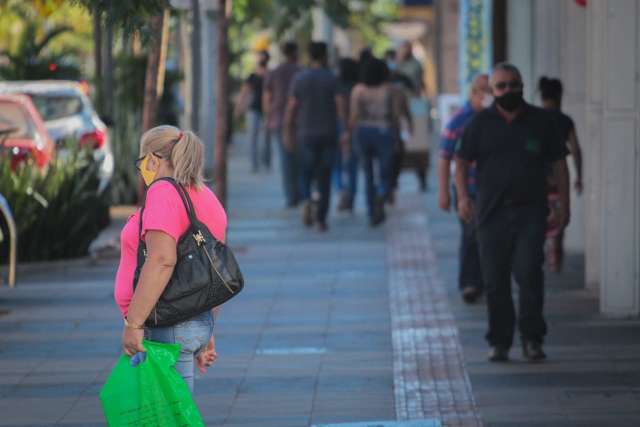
[{"left": 115, "top": 125, "right": 227, "bottom": 390}]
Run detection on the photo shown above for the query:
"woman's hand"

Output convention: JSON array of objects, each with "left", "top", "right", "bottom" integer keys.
[
  {"left": 574, "top": 179, "right": 583, "bottom": 194},
  {"left": 122, "top": 326, "right": 145, "bottom": 357},
  {"left": 457, "top": 196, "right": 475, "bottom": 223},
  {"left": 196, "top": 336, "right": 218, "bottom": 375}
]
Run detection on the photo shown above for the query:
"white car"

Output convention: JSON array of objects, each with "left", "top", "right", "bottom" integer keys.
[{"left": 0, "top": 80, "right": 114, "bottom": 193}]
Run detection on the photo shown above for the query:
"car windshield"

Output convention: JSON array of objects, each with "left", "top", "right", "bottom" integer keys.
[
  {"left": 29, "top": 94, "right": 83, "bottom": 121},
  {"left": 0, "top": 101, "right": 35, "bottom": 139}
]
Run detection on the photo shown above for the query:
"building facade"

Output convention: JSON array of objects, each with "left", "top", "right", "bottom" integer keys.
[{"left": 437, "top": 0, "right": 640, "bottom": 316}]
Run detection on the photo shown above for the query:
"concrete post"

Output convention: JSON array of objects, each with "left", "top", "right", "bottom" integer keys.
[
  {"left": 201, "top": 9, "right": 218, "bottom": 176},
  {"left": 587, "top": 0, "right": 640, "bottom": 316}
]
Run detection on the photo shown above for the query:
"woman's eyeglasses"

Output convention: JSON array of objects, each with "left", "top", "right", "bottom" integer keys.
[
  {"left": 494, "top": 80, "right": 523, "bottom": 91},
  {"left": 134, "top": 152, "right": 163, "bottom": 172}
]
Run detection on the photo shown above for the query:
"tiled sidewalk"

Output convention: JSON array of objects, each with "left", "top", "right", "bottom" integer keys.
[
  {"left": 423, "top": 180, "right": 640, "bottom": 427},
  {"left": 386, "top": 197, "right": 481, "bottom": 427},
  {"left": 0, "top": 139, "right": 397, "bottom": 427},
  {"left": 2, "top": 131, "right": 637, "bottom": 427}
]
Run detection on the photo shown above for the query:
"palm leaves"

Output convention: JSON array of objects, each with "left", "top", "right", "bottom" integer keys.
[{"left": 0, "top": 10, "right": 74, "bottom": 80}]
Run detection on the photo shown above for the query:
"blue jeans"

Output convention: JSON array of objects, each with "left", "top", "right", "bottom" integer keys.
[
  {"left": 452, "top": 187, "right": 484, "bottom": 292},
  {"left": 270, "top": 128, "right": 300, "bottom": 206},
  {"left": 332, "top": 147, "right": 358, "bottom": 203},
  {"left": 248, "top": 110, "right": 270, "bottom": 172},
  {"left": 355, "top": 126, "right": 394, "bottom": 218},
  {"left": 145, "top": 310, "right": 214, "bottom": 391},
  {"left": 299, "top": 137, "right": 338, "bottom": 223}
]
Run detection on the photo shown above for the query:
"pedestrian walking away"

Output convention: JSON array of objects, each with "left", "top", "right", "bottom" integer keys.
[
  {"left": 284, "top": 41, "right": 343, "bottom": 232},
  {"left": 115, "top": 126, "right": 226, "bottom": 390},
  {"left": 395, "top": 40, "right": 424, "bottom": 97},
  {"left": 455, "top": 63, "right": 570, "bottom": 363},
  {"left": 333, "top": 57, "right": 360, "bottom": 213},
  {"left": 235, "top": 49, "right": 271, "bottom": 173},
  {"left": 387, "top": 66, "right": 414, "bottom": 205},
  {"left": 538, "top": 76, "right": 584, "bottom": 273},
  {"left": 263, "top": 41, "right": 302, "bottom": 208},
  {"left": 344, "top": 57, "right": 402, "bottom": 227},
  {"left": 438, "top": 73, "right": 491, "bottom": 304}
]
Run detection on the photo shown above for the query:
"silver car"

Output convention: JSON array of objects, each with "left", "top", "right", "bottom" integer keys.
[{"left": 0, "top": 80, "right": 114, "bottom": 193}]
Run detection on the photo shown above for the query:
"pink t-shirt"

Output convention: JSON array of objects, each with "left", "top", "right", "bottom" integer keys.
[{"left": 114, "top": 181, "right": 227, "bottom": 317}]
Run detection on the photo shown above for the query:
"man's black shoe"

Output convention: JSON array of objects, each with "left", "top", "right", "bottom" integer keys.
[
  {"left": 369, "top": 198, "right": 386, "bottom": 227},
  {"left": 488, "top": 346, "right": 509, "bottom": 362},
  {"left": 522, "top": 341, "right": 547, "bottom": 362},
  {"left": 302, "top": 201, "right": 314, "bottom": 227},
  {"left": 461, "top": 286, "right": 481, "bottom": 304}
]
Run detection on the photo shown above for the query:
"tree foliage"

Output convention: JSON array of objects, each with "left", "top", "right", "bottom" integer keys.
[
  {"left": 0, "top": 3, "right": 82, "bottom": 80},
  {"left": 70, "top": 0, "right": 167, "bottom": 41}
]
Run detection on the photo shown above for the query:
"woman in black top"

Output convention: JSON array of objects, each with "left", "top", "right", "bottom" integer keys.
[
  {"left": 235, "top": 50, "right": 270, "bottom": 173},
  {"left": 538, "top": 76, "right": 583, "bottom": 272}
]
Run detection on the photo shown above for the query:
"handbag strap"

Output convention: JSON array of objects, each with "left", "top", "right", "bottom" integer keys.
[{"left": 137, "top": 177, "right": 200, "bottom": 241}]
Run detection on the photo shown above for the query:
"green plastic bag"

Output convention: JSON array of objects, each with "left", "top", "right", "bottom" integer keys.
[{"left": 100, "top": 340, "right": 205, "bottom": 427}]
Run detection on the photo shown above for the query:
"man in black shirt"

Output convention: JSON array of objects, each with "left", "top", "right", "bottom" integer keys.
[
  {"left": 455, "top": 63, "right": 570, "bottom": 362},
  {"left": 284, "top": 42, "right": 344, "bottom": 232}
]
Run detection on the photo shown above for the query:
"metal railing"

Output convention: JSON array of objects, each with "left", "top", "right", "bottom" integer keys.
[{"left": 0, "top": 194, "right": 16, "bottom": 287}]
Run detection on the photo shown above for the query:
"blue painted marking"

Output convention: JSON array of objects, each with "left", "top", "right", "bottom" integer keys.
[
  {"left": 312, "top": 420, "right": 441, "bottom": 427},
  {"left": 256, "top": 347, "right": 326, "bottom": 355}
]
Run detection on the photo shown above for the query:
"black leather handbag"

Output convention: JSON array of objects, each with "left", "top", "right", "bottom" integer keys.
[{"left": 133, "top": 177, "right": 244, "bottom": 327}]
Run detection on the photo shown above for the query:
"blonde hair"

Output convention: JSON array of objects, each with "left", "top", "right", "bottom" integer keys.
[{"left": 140, "top": 125, "right": 204, "bottom": 188}]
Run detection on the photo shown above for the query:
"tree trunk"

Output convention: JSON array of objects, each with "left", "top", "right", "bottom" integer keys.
[
  {"left": 92, "top": 8, "right": 103, "bottom": 115},
  {"left": 142, "top": 8, "right": 170, "bottom": 132},
  {"left": 191, "top": 0, "right": 201, "bottom": 132},
  {"left": 102, "top": 0, "right": 115, "bottom": 119},
  {"left": 214, "top": 0, "right": 230, "bottom": 206}
]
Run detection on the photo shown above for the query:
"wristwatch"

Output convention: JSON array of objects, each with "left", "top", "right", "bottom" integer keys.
[{"left": 124, "top": 317, "right": 144, "bottom": 330}]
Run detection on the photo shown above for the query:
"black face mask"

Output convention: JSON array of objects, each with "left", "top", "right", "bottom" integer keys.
[{"left": 495, "top": 91, "right": 523, "bottom": 112}]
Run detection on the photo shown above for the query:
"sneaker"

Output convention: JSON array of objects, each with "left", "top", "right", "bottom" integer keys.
[
  {"left": 488, "top": 346, "right": 509, "bottom": 362},
  {"left": 337, "top": 191, "right": 351, "bottom": 212},
  {"left": 461, "top": 286, "right": 481, "bottom": 304},
  {"left": 302, "top": 201, "right": 314, "bottom": 227},
  {"left": 369, "top": 198, "right": 386, "bottom": 227},
  {"left": 386, "top": 190, "right": 395, "bottom": 205},
  {"left": 522, "top": 341, "right": 547, "bottom": 362}
]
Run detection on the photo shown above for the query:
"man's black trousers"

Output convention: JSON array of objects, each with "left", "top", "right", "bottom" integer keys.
[{"left": 476, "top": 205, "right": 548, "bottom": 348}]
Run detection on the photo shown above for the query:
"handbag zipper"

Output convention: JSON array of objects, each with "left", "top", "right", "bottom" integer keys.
[{"left": 194, "top": 230, "right": 235, "bottom": 294}]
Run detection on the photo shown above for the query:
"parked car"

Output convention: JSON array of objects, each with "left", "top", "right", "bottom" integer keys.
[
  {"left": 0, "top": 81, "right": 114, "bottom": 192},
  {"left": 0, "top": 94, "right": 55, "bottom": 170}
]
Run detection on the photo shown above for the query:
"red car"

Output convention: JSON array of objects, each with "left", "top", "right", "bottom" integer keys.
[{"left": 0, "top": 94, "right": 55, "bottom": 169}]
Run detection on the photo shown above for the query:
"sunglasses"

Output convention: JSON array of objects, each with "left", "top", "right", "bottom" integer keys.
[
  {"left": 494, "top": 80, "right": 523, "bottom": 90},
  {"left": 134, "top": 152, "right": 163, "bottom": 172}
]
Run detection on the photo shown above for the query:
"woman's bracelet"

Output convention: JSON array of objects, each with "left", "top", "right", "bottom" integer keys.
[{"left": 124, "top": 317, "right": 145, "bottom": 330}]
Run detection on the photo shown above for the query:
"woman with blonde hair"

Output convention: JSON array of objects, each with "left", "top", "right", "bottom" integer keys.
[{"left": 114, "top": 125, "right": 226, "bottom": 390}]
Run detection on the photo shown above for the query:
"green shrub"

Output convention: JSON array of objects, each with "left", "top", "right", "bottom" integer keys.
[{"left": 0, "top": 141, "right": 110, "bottom": 262}]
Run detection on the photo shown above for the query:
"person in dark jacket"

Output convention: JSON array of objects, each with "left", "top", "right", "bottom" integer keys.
[{"left": 455, "top": 63, "right": 570, "bottom": 363}]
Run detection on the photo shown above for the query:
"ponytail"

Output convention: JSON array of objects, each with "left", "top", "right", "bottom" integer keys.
[{"left": 171, "top": 130, "right": 204, "bottom": 188}]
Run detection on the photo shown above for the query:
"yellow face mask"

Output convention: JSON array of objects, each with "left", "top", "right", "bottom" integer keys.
[{"left": 139, "top": 154, "right": 158, "bottom": 187}]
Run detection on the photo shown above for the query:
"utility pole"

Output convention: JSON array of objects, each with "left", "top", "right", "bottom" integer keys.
[
  {"left": 213, "top": 0, "right": 229, "bottom": 205},
  {"left": 191, "top": 0, "right": 201, "bottom": 132}
]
